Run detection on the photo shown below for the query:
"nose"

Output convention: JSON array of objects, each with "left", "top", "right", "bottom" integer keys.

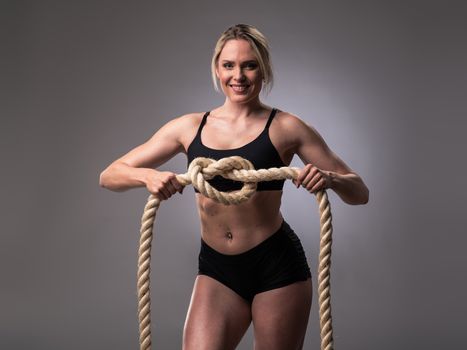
[{"left": 233, "top": 67, "right": 246, "bottom": 82}]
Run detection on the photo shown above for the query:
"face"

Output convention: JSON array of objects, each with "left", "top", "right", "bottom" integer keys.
[{"left": 215, "top": 39, "right": 263, "bottom": 102}]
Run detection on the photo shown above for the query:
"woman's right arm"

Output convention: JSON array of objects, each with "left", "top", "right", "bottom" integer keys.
[{"left": 99, "top": 114, "right": 191, "bottom": 200}]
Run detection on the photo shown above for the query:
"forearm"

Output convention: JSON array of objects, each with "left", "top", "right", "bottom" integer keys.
[
  {"left": 99, "top": 162, "right": 152, "bottom": 192},
  {"left": 328, "top": 171, "right": 369, "bottom": 205}
]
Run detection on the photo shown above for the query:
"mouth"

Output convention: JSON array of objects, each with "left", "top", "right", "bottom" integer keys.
[{"left": 229, "top": 84, "right": 250, "bottom": 93}]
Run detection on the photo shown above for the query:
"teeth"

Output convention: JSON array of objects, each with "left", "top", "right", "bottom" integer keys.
[{"left": 231, "top": 85, "right": 249, "bottom": 92}]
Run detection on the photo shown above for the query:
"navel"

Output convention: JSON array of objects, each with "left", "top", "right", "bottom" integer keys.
[{"left": 225, "top": 231, "right": 233, "bottom": 240}]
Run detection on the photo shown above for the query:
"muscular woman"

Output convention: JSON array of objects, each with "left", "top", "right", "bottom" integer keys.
[{"left": 100, "top": 24, "right": 369, "bottom": 350}]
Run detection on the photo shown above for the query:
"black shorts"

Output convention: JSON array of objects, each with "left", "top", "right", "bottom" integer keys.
[{"left": 197, "top": 219, "right": 312, "bottom": 304}]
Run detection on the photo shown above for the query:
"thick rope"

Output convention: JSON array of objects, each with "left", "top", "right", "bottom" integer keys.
[{"left": 137, "top": 156, "right": 334, "bottom": 350}]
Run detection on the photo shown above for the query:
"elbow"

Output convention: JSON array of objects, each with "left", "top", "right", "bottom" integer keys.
[
  {"left": 99, "top": 166, "right": 127, "bottom": 192},
  {"left": 99, "top": 169, "right": 109, "bottom": 188},
  {"left": 361, "top": 187, "right": 369, "bottom": 205},
  {"left": 348, "top": 187, "right": 369, "bottom": 205}
]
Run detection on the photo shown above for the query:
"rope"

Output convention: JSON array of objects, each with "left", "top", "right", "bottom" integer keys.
[{"left": 136, "top": 156, "right": 334, "bottom": 350}]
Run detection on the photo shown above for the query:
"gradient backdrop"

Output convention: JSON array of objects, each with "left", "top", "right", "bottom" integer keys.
[{"left": 1, "top": 0, "right": 466, "bottom": 349}]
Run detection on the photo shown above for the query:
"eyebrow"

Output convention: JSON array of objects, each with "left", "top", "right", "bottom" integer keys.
[{"left": 221, "top": 59, "right": 258, "bottom": 63}]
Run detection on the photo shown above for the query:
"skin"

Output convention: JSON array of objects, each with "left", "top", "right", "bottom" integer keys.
[{"left": 100, "top": 38, "right": 369, "bottom": 349}]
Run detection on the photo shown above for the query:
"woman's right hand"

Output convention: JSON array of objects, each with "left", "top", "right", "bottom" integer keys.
[{"left": 145, "top": 169, "right": 184, "bottom": 201}]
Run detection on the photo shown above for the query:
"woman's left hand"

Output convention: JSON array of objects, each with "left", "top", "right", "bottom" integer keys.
[{"left": 293, "top": 163, "right": 333, "bottom": 194}]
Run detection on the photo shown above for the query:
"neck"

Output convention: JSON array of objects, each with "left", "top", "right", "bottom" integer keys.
[{"left": 219, "top": 96, "right": 266, "bottom": 119}]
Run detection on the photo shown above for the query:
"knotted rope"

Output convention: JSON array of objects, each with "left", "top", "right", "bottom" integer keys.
[{"left": 137, "top": 156, "right": 335, "bottom": 350}]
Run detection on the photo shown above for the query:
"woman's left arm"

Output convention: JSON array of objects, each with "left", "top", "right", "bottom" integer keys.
[{"left": 287, "top": 115, "right": 369, "bottom": 205}]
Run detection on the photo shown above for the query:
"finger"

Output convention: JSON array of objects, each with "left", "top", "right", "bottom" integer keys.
[
  {"left": 301, "top": 164, "right": 313, "bottom": 178},
  {"left": 311, "top": 178, "right": 325, "bottom": 193},
  {"left": 301, "top": 172, "right": 315, "bottom": 189},
  {"left": 293, "top": 177, "right": 299, "bottom": 188},
  {"left": 301, "top": 168, "right": 319, "bottom": 190},
  {"left": 170, "top": 177, "right": 184, "bottom": 194},
  {"left": 154, "top": 190, "right": 167, "bottom": 201},
  {"left": 296, "top": 164, "right": 312, "bottom": 187},
  {"left": 165, "top": 181, "right": 178, "bottom": 196},
  {"left": 158, "top": 186, "right": 170, "bottom": 200},
  {"left": 293, "top": 173, "right": 301, "bottom": 187}
]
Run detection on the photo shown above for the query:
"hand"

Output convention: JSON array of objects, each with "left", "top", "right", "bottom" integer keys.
[
  {"left": 293, "top": 163, "right": 333, "bottom": 194},
  {"left": 145, "top": 170, "right": 184, "bottom": 201}
]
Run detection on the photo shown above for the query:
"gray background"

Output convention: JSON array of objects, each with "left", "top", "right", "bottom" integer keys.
[{"left": 1, "top": 0, "right": 466, "bottom": 349}]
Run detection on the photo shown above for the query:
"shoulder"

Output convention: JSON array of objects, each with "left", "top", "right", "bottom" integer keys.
[
  {"left": 167, "top": 111, "right": 208, "bottom": 153},
  {"left": 168, "top": 111, "right": 204, "bottom": 127},
  {"left": 146, "top": 111, "right": 205, "bottom": 146},
  {"left": 159, "top": 111, "right": 205, "bottom": 136},
  {"left": 275, "top": 109, "right": 302, "bottom": 125},
  {"left": 274, "top": 109, "right": 316, "bottom": 143}
]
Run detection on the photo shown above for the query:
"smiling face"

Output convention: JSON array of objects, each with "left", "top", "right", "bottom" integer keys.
[{"left": 215, "top": 39, "right": 263, "bottom": 103}]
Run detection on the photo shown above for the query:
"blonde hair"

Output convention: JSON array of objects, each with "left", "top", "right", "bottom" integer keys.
[{"left": 211, "top": 24, "right": 274, "bottom": 95}]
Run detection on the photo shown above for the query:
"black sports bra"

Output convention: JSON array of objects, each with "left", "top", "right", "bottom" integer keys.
[{"left": 186, "top": 108, "right": 287, "bottom": 193}]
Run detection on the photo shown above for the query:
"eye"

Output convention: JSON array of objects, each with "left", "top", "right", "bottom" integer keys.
[{"left": 222, "top": 62, "right": 257, "bottom": 69}]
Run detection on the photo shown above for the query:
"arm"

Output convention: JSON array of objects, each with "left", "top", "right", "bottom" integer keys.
[
  {"left": 99, "top": 114, "right": 189, "bottom": 193},
  {"left": 287, "top": 114, "right": 369, "bottom": 205}
]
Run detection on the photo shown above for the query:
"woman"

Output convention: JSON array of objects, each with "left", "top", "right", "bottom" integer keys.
[{"left": 100, "top": 24, "right": 369, "bottom": 350}]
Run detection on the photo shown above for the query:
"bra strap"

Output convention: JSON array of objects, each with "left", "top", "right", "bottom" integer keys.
[
  {"left": 196, "top": 111, "right": 210, "bottom": 136},
  {"left": 265, "top": 108, "right": 277, "bottom": 129}
]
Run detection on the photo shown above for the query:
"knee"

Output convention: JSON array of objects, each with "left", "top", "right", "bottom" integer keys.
[
  {"left": 183, "top": 320, "right": 228, "bottom": 350},
  {"left": 182, "top": 327, "right": 215, "bottom": 350}
]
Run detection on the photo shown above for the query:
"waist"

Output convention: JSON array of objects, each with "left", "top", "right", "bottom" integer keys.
[
  {"left": 200, "top": 216, "right": 287, "bottom": 256},
  {"left": 201, "top": 218, "right": 292, "bottom": 263}
]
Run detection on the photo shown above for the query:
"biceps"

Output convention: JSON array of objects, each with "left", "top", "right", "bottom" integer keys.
[
  {"left": 296, "top": 129, "right": 353, "bottom": 175},
  {"left": 116, "top": 120, "right": 183, "bottom": 169}
]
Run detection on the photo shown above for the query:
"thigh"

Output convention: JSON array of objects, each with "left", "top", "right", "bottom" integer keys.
[
  {"left": 183, "top": 275, "right": 252, "bottom": 350},
  {"left": 252, "top": 278, "right": 312, "bottom": 350}
]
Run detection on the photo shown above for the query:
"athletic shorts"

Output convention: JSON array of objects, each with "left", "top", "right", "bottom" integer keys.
[{"left": 197, "top": 219, "right": 312, "bottom": 304}]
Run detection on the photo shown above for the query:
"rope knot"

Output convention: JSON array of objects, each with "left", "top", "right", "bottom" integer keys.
[
  {"left": 175, "top": 156, "right": 301, "bottom": 205},
  {"left": 185, "top": 156, "right": 258, "bottom": 205}
]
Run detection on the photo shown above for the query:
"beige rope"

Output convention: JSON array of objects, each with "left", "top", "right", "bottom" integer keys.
[{"left": 137, "top": 156, "right": 334, "bottom": 350}]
